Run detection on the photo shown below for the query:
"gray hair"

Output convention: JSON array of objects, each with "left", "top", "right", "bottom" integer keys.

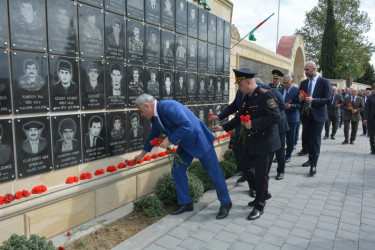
[
  {"left": 282, "top": 75, "right": 293, "bottom": 82},
  {"left": 305, "top": 61, "right": 317, "bottom": 69},
  {"left": 135, "top": 94, "right": 155, "bottom": 107}
]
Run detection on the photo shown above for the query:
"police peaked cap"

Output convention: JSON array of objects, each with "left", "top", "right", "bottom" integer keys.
[
  {"left": 233, "top": 69, "right": 258, "bottom": 84},
  {"left": 272, "top": 69, "right": 284, "bottom": 78},
  {"left": 23, "top": 121, "right": 44, "bottom": 130}
]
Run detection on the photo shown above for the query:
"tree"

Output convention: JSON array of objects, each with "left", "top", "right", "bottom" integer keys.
[
  {"left": 357, "top": 62, "right": 375, "bottom": 86},
  {"left": 320, "top": 0, "right": 338, "bottom": 78},
  {"left": 296, "top": 0, "right": 374, "bottom": 77}
]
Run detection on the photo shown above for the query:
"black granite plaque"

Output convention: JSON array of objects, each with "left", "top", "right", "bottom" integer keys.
[
  {"left": 174, "top": 71, "right": 187, "bottom": 104},
  {"left": 213, "top": 104, "right": 223, "bottom": 126},
  {"left": 143, "top": 68, "right": 160, "bottom": 98},
  {"left": 105, "top": 0, "right": 126, "bottom": 15},
  {"left": 196, "top": 74, "right": 207, "bottom": 103},
  {"left": 127, "top": 110, "right": 146, "bottom": 151},
  {"left": 80, "top": 59, "right": 105, "bottom": 110},
  {"left": 160, "top": 69, "right": 174, "bottom": 100},
  {"left": 0, "top": 50, "right": 11, "bottom": 115},
  {"left": 175, "top": 0, "right": 187, "bottom": 35},
  {"left": 198, "top": 8, "right": 208, "bottom": 41},
  {"left": 52, "top": 115, "right": 82, "bottom": 169},
  {"left": 187, "top": 38, "right": 197, "bottom": 71},
  {"left": 217, "top": 17, "right": 224, "bottom": 47},
  {"left": 145, "top": 0, "right": 160, "bottom": 26},
  {"left": 105, "top": 63, "right": 126, "bottom": 109},
  {"left": 224, "top": 20, "right": 231, "bottom": 49},
  {"left": 215, "top": 75, "right": 223, "bottom": 101},
  {"left": 49, "top": 56, "right": 80, "bottom": 111},
  {"left": 223, "top": 77, "right": 229, "bottom": 103},
  {"left": 79, "top": 0, "right": 103, "bottom": 8},
  {"left": 79, "top": 5, "right": 104, "bottom": 59},
  {"left": 198, "top": 41, "right": 207, "bottom": 73},
  {"left": 47, "top": 0, "right": 78, "bottom": 56},
  {"left": 106, "top": 111, "right": 127, "bottom": 156},
  {"left": 145, "top": 26, "right": 160, "bottom": 67},
  {"left": 127, "top": 0, "right": 144, "bottom": 21},
  {"left": 9, "top": 0, "right": 47, "bottom": 52},
  {"left": 207, "top": 13, "right": 216, "bottom": 44},
  {"left": 207, "top": 105, "right": 214, "bottom": 122},
  {"left": 11, "top": 52, "right": 49, "bottom": 114},
  {"left": 187, "top": 3, "right": 198, "bottom": 38},
  {"left": 127, "top": 19, "right": 144, "bottom": 65},
  {"left": 175, "top": 35, "right": 187, "bottom": 70},
  {"left": 161, "top": 30, "right": 175, "bottom": 68},
  {"left": 196, "top": 106, "right": 206, "bottom": 124},
  {"left": 105, "top": 13, "right": 126, "bottom": 62},
  {"left": 127, "top": 65, "right": 145, "bottom": 107},
  {"left": 224, "top": 48, "right": 230, "bottom": 75},
  {"left": 221, "top": 104, "right": 229, "bottom": 122},
  {"left": 161, "top": 0, "right": 174, "bottom": 30},
  {"left": 0, "top": 0, "right": 9, "bottom": 48},
  {"left": 0, "top": 119, "right": 15, "bottom": 183},
  {"left": 82, "top": 113, "right": 107, "bottom": 162},
  {"left": 207, "top": 75, "right": 215, "bottom": 102},
  {"left": 207, "top": 44, "right": 216, "bottom": 74},
  {"left": 187, "top": 73, "right": 197, "bottom": 104},
  {"left": 204, "top": 105, "right": 211, "bottom": 127},
  {"left": 15, "top": 116, "right": 52, "bottom": 178},
  {"left": 216, "top": 46, "right": 224, "bottom": 74}
]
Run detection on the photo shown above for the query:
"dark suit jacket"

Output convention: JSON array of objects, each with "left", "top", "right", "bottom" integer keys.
[
  {"left": 84, "top": 134, "right": 105, "bottom": 148},
  {"left": 279, "top": 86, "right": 300, "bottom": 123},
  {"left": 22, "top": 139, "right": 47, "bottom": 155},
  {"left": 327, "top": 94, "right": 344, "bottom": 117},
  {"left": 0, "top": 143, "right": 11, "bottom": 165},
  {"left": 129, "top": 126, "right": 145, "bottom": 140},
  {"left": 343, "top": 96, "right": 364, "bottom": 121},
  {"left": 55, "top": 139, "right": 79, "bottom": 154},
  {"left": 364, "top": 93, "right": 375, "bottom": 122},
  {"left": 271, "top": 88, "right": 289, "bottom": 134}
]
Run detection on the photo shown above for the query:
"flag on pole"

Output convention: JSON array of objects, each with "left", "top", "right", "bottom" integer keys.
[{"left": 248, "top": 13, "right": 275, "bottom": 41}]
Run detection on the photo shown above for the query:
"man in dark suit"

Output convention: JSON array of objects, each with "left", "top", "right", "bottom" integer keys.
[
  {"left": 361, "top": 88, "right": 373, "bottom": 136},
  {"left": 22, "top": 121, "right": 48, "bottom": 155},
  {"left": 324, "top": 86, "right": 343, "bottom": 140},
  {"left": 299, "top": 62, "right": 331, "bottom": 176},
  {"left": 85, "top": 116, "right": 105, "bottom": 148},
  {"left": 56, "top": 118, "right": 79, "bottom": 153},
  {"left": 342, "top": 88, "right": 364, "bottom": 145},
  {"left": 129, "top": 113, "right": 144, "bottom": 139},
  {"left": 54, "top": 60, "right": 77, "bottom": 96},
  {"left": 134, "top": 94, "right": 232, "bottom": 219},
  {"left": 363, "top": 87, "right": 375, "bottom": 154}
]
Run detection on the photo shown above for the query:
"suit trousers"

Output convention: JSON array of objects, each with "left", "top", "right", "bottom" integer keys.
[
  {"left": 324, "top": 115, "right": 339, "bottom": 136},
  {"left": 368, "top": 120, "right": 375, "bottom": 152},
  {"left": 340, "top": 108, "right": 345, "bottom": 125},
  {"left": 171, "top": 146, "right": 231, "bottom": 206},
  {"left": 344, "top": 120, "right": 359, "bottom": 142},
  {"left": 274, "top": 133, "right": 286, "bottom": 174},
  {"left": 301, "top": 121, "right": 308, "bottom": 154},
  {"left": 286, "top": 122, "right": 298, "bottom": 158},
  {"left": 302, "top": 114, "right": 324, "bottom": 166},
  {"left": 294, "top": 121, "right": 301, "bottom": 147}
]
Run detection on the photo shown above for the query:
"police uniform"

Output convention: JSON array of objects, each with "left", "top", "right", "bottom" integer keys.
[
  {"left": 222, "top": 69, "right": 281, "bottom": 220},
  {"left": 269, "top": 69, "right": 284, "bottom": 89}
]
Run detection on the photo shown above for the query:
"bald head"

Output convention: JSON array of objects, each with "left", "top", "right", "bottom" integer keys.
[
  {"left": 304, "top": 61, "right": 318, "bottom": 78},
  {"left": 331, "top": 86, "right": 337, "bottom": 94}
]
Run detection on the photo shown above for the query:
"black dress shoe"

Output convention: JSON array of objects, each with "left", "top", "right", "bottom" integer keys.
[
  {"left": 276, "top": 173, "right": 284, "bottom": 180},
  {"left": 323, "top": 135, "right": 329, "bottom": 139},
  {"left": 331, "top": 135, "right": 335, "bottom": 140},
  {"left": 249, "top": 188, "right": 256, "bottom": 198},
  {"left": 237, "top": 176, "right": 246, "bottom": 183},
  {"left": 247, "top": 208, "right": 264, "bottom": 220},
  {"left": 297, "top": 150, "right": 306, "bottom": 156},
  {"left": 170, "top": 203, "right": 193, "bottom": 215},
  {"left": 248, "top": 199, "right": 256, "bottom": 206},
  {"left": 350, "top": 141, "right": 355, "bottom": 145},
  {"left": 266, "top": 192, "right": 272, "bottom": 200},
  {"left": 216, "top": 203, "right": 232, "bottom": 219},
  {"left": 342, "top": 140, "right": 348, "bottom": 145},
  {"left": 370, "top": 151, "right": 375, "bottom": 155},
  {"left": 361, "top": 133, "right": 366, "bottom": 136},
  {"left": 285, "top": 157, "right": 291, "bottom": 163},
  {"left": 273, "top": 158, "right": 277, "bottom": 163},
  {"left": 302, "top": 160, "right": 311, "bottom": 167},
  {"left": 310, "top": 166, "right": 316, "bottom": 175}
]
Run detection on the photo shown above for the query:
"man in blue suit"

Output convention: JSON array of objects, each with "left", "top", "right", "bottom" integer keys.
[
  {"left": 278, "top": 75, "right": 300, "bottom": 163},
  {"left": 134, "top": 94, "right": 232, "bottom": 219},
  {"left": 299, "top": 62, "right": 331, "bottom": 176}
]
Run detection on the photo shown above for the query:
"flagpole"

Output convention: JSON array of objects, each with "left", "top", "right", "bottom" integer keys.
[{"left": 276, "top": 0, "right": 281, "bottom": 51}]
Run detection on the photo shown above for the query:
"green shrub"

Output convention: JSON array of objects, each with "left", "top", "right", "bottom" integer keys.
[
  {"left": 134, "top": 196, "right": 164, "bottom": 218},
  {"left": 0, "top": 234, "right": 55, "bottom": 250},
  {"left": 220, "top": 160, "right": 237, "bottom": 178},
  {"left": 187, "top": 161, "right": 214, "bottom": 192},
  {"left": 223, "top": 149, "right": 236, "bottom": 164},
  {"left": 155, "top": 172, "right": 204, "bottom": 205}
]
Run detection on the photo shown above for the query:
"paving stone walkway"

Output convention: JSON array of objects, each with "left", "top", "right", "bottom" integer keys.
[{"left": 114, "top": 128, "right": 375, "bottom": 250}]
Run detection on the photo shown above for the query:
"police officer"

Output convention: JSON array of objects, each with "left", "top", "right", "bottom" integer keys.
[
  {"left": 269, "top": 69, "right": 284, "bottom": 89},
  {"left": 213, "top": 69, "right": 281, "bottom": 220}
]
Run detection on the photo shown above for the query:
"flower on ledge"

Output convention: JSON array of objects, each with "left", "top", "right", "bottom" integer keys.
[{"left": 150, "top": 138, "right": 185, "bottom": 167}]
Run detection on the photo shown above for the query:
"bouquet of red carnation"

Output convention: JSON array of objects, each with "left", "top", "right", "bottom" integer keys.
[
  {"left": 288, "top": 99, "right": 292, "bottom": 104},
  {"left": 348, "top": 103, "right": 352, "bottom": 107},
  {"left": 208, "top": 113, "right": 213, "bottom": 117},
  {"left": 150, "top": 138, "right": 184, "bottom": 167},
  {"left": 238, "top": 115, "right": 251, "bottom": 145},
  {"left": 240, "top": 115, "right": 250, "bottom": 123},
  {"left": 334, "top": 100, "right": 338, "bottom": 105}
]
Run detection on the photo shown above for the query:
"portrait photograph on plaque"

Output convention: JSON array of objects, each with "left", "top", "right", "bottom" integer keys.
[
  {"left": 175, "top": 35, "right": 187, "bottom": 70},
  {"left": 145, "top": 0, "right": 160, "bottom": 26},
  {"left": 161, "top": 0, "right": 174, "bottom": 30},
  {"left": 9, "top": 0, "right": 47, "bottom": 52},
  {"left": 216, "top": 17, "right": 224, "bottom": 47},
  {"left": 223, "top": 77, "right": 229, "bottom": 103},
  {"left": 207, "top": 105, "right": 214, "bottom": 123},
  {"left": 145, "top": 26, "right": 160, "bottom": 67},
  {"left": 82, "top": 113, "right": 107, "bottom": 162},
  {"left": 161, "top": 30, "right": 175, "bottom": 69},
  {"left": 0, "top": 119, "right": 15, "bottom": 183},
  {"left": 224, "top": 21, "right": 231, "bottom": 49},
  {"left": 127, "top": 19, "right": 144, "bottom": 65},
  {"left": 143, "top": 68, "right": 160, "bottom": 99},
  {"left": 80, "top": 59, "right": 105, "bottom": 110},
  {"left": 221, "top": 104, "right": 229, "bottom": 122},
  {"left": 214, "top": 104, "right": 222, "bottom": 122},
  {"left": 215, "top": 75, "right": 223, "bottom": 102},
  {"left": 0, "top": 0, "right": 9, "bottom": 48},
  {"left": 186, "top": 72, "right": 197, "bottom": 104},
  {"left": 105, "top": 13, "right": 126, "bottom": 62},
  {"left": 160, "top": 69, "right": 174, "bottom": 100},
  {"left": 198, "top": 8, "right": 208, "bottom": 41},
  {"left": 207, "top": 75, "right": 215, "bottom": 102},
  {"left": 79, "top": 4, "right": 104, "bottom": 59},
  {"left": 195, "top": 106, "right": 206, "bottom": 124},
  {"left": 216, "top": 46, "right": 224, "bottom": 74},
  {"left": 127, "top": 0, "right": 144, "bottom": 21},
  {"left": 174, "top": 71, "right": 187, "bottom": 104},
  {"left": 0, "top": 50, "right": 11, "bottom": 115},
  {"left": 49, "top": 56, "right": 80, "bottom": 112},
  {"left": 47, "top": 0, "right": 78, "bottom": 56},
  {"left": 11, "top": 51, "right": 49, "bottom": 114},
  {"left": 224, "top": 48, "right": 230, "bottom": 75},
  {"left": 187, "top": 38, "right": 197, "bottom": 71},
  {"left": 196, "top": 74, "right": 207, "bottom": 103},
  {"left": 187, "top": 3, "right": 198, "bottom": 38},
  {"left": 15, "top": 116, "right": 52, "bottom": 178},
  {"left": 175, "top": 0, "right": 187, "bottom": 35},
  {"left": 127, "top": 110, "right": 146, "bottom": 152},
  {"left": 106, "top": 111, "right": 127, "bottom": 156},
  {"left": 127, "top": 65, "right": 145, "bottom": 107},
  {"left": 78, "top": 0, "right": 103, "bottom": 8},
  {"left": 207, "top": 44, "right": 216, "bottom": 74},
  {"left": 105, "top": 63, "right": 126, "bottom": 109},
  {"left": 105, "top": 0, "right": 126, "bottom": 15},
  {"left": 52, "top": 115, "right": 82, "bottom": 169},
  {"left": 198, "top": 41, "right": 207, "bottom": 73},
  {"left": 207, "top": 13, "right": 217, "bottom": 44}
]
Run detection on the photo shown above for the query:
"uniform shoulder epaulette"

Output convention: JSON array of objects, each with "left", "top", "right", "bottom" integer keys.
[{"left": 259, "top": 88, "right": 268, "bottom": 93}]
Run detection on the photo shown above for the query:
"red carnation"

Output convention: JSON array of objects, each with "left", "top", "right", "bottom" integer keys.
[
  {"left": 144, "top": 156, "right": 152, "bottom": 161},
  {"left": 303, "top": 93, "right": 308, "bottom": 98},
  {"left": 94, "top": 170, "right": 101, "bottom": 175},
  {"left": 66, "top": 177, "right": 74, "bottom": 184},
  {"left": 138, "top": 159, "right": 144, "bottom": 164},
  {"left": 67, "top": 231, "right": 71, "bottom": 237},
  {"left": 32, "top": 186, "right": 42, "bottom": 194},
  {"left": 4, "top": 194, "right": 14, "bottom": 204},
  {"left": 58, "top": 246, "right": 65, "bottom": 250},
  {"left": 172, "top": 148, "right": 177, "bottom": 153},
  {"left": 151, "top": 154, "right": 159, "bottom": 159},
  {"left": 288, "top": 99, "right": 292, "bottom": 104},
  {"left": 348, "top": 103, "right": 352, "bottom": 107},
  {"left": 0, "top": 196, "right": 4, "bottom": 205},
  {"left": 74, "top": 176, "right": 79, "bottom": 182},
  {"left": 240, "top": 115, "right": 251, "bottom": 123},
  {"left": 158, "top": 152, "right": 166, "bottom": 157},
  {"left": 14, "top": 191, "right": 23, "bottom": 200},
  {"left": 23, "top": 190, "right": 30, "bottom": 197},
  {"left": 299, "top": 90, "right": 305, "bottom": 94},
  {"left": 208, "top": 113, "right": 213, "bottom": 117},
  {"left": 41, "top": 185, "right": 47, "bottom": 192},
  {"left": 334, "top": 101, "right": 338, "bottom": 104},
  {"left": 107, "top": 166, "right": 117, "bottom": 172},
  {"left": 128, "top": 160, "right": 136, "bottom": 166},
  {"left": 118, "top": 162, "right": 127, "bottom": 168},
  {"left": 87, "top": 173, "right": 92, "bottom": 179},
  {"left": 80, "top": 173, "right": 88, "bottom": 180}
]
